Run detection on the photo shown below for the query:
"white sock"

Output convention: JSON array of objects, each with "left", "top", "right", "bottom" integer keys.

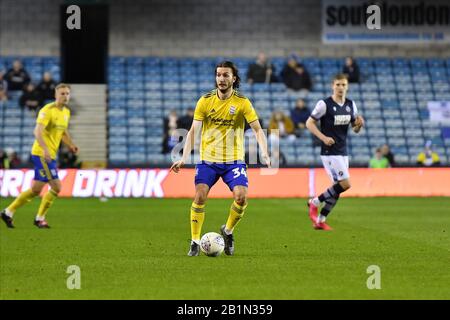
[
  {"left": 5, "top": 208, "right": 13, "bottom": 217},
  {"left": 311, "top": 198, "right": 321, "bottom": 207},
  {"left": 317, "top": 214, "right": 326, "bottom": 224},
  {"left": 192, "top": 239, "right": 200, "bottom": 245},
  {"left": 35, "top": 215, "right": 45, "bottom": 222}
]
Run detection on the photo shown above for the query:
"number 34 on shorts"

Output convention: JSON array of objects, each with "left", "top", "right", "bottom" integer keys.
[
  {"left": 194, "top": 162, "right": 248, "bottom": 191},
  {"left": 232, "top": 167, "right": 247, "bottom": 178}
]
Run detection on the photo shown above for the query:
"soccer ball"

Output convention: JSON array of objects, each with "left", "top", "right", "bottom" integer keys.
[{"left": 200, "top": 232, "right": 225, "bottom": 257}]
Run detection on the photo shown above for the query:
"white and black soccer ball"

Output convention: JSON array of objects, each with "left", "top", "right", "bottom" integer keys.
[{"left": 200, "top": 232, "right": 225, "bottom": 257}]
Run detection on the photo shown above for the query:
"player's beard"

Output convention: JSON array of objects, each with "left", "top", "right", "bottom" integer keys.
[{"left": 217, "top": 81, "right": 233, "bottom": 94}]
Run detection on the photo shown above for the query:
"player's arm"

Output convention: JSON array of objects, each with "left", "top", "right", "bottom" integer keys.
[
  {"left": 350, "top": 101, "right": 364, "bottom": 133},
  {"left": 306, "top": 117, "right": 335, "bottom": 146},
  {"left": 34, "top": 123, "right": 52, "bottom": 162},
  {"left": 243, "top": 99, "right": 270, "bottom": 167},
  {"left": 351, "top": 115, "right": 365, "bottom": 133},
  {"left": 62, "top": 130, "right": 79, "bottom": 154},
  {"left": 170, "top": 120, "right": 202, "bottom": 173},
  {"left": 306, "top": 100, "right": 335, "bottom": 146},
  {"left": 249, "top": 120, "right": 271, "bottom": 168}
]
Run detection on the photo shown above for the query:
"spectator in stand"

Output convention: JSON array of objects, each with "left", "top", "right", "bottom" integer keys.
[
  {"left": 369, "top": 148, "right": 389, "bottom": 168},
  {"left": 269, "top": 110, "right": 295, "bottom": 141},
  {"left": 281, "top": 55, "right": 312, "bottom": 92},
  {"left": 380, "top": 144, "right": 395, "bottom": 167},
  {"left": 8, "top": 151, "right": 22, "bottom": 169},
  {"left": 37, "top": 72, "right": 57, "bottom": 102},
  {"left": 58, "top": 145, "right": 80, "bottom": 168},
  {"left": 290, "top": 98, "right": 311, "bottom": 137},
  {"left": 20, "top": 83, "right": 43, "bottom": 112},
  {"left": 246, "top": 52, "right": 276, "bottom": 84},
  {"left": 177, "top": 107, "right": 194, "bottom": 131},
  {"left": 0, "top": 149, "right": 10, "bottom": 169},
  {"left": 0, "top": 71, "right": 8, "bottom": 101},
  {"left": 342, "top": 57, "right": 360, "bottom": 83},
  {"left": 4, "top": 60, "right": 30, "bottom": 91},
  {"left": 416, "top": 140, "right": 441, "bottom": 167},
  {"left": 162, "top": 110, "right": 180, "bottom": 154}
]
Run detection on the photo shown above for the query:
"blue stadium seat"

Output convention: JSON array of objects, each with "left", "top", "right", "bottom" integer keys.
[{"left": 109, "top": 126, "right": 127, "bottom": 135}]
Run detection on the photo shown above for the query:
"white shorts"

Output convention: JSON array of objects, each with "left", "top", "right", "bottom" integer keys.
[{"left": 320, "top": 155, "right": 350, "bottom": 183}]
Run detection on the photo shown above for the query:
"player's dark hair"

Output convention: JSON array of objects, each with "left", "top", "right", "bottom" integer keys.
[
  {"left": 215, "top": 61, "right": 240, "bottom": 89},
  {"left": 332, "top": 73, "right": 349, "bottom": 83}
]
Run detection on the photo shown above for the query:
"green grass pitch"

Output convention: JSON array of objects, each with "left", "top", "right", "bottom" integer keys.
[{"left": 0, "top": 197, "right": 449, "bottom": 300}]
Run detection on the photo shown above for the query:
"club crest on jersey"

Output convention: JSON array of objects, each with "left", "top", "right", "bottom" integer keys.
[
  {"left": 333, "top": 107, "right": 337, "bottom": 112},
  {"left": 334, "top": 114, "right": 351, "bottom": 125},
  {"left": 346, "top": 106, "right": 351, "bottom": 112},
  {"left": 229, "top": 106, "right": 236, "bottom": 115}
]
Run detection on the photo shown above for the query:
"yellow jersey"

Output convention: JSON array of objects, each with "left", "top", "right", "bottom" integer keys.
[
  {"left": 31, "top": 102, "right": 71, "bottom": 159},
  {"left": 194, "top": 89, "right": 258, "bottom": 162}
]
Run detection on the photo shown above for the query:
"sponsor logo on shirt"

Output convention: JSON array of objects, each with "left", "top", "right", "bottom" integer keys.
[
  {"left": 210, "top": 118, "right": 235, "bottom": 126},
  {"left": 334, "top": 115, "right": 351, "bottom": 125}
]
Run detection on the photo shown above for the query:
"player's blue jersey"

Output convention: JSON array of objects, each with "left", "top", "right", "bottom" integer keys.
[{"left": 311, "top": 96, "right": 357, "bottom": 156}]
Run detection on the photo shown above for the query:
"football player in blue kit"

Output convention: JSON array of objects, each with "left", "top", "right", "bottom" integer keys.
[{"left": 306, "top": 73, "right": 365, "bottom": 230}]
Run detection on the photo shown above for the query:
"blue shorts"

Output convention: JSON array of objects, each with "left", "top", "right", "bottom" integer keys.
[
  {"left": 195, "top": 161, "right": 248, "bottom": 191},
  {"left": 31, "top": 155, "right": 59, "bottom": 182}
]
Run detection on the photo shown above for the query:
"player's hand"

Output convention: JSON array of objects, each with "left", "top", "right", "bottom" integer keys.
[
  {"left": 70, "top": 145, "right": 79, "bottom": 154},
  {"left": 322, "top": 137, "right": 335, "bottom": 146},
  {"left": 43, "top": 150, "right": 52, "bottom": 163},
  {"left": 170, "top": 160, "right": 185, "bottom": 173},
  {"left": 262, "top": 154, "right": 271, "bottom": 168},
  {"left": 354, "top": 115, "right": 365, "bottom": 128},
  {"left": 353, "top": 115, "right": 365, "bottom": 133}
]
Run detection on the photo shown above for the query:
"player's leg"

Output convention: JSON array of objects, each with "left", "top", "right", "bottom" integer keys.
[
  {"left": 225, "top": 185, "right": 247, "bottom": 235},
  {"left": 190, "top": 183, "right": 210, "bottom": 246},
  {"left": 0, "top": 155, "right": 49, "bottom": 228},
  {"left": 1, "top": 180, "right": 45, "bottom": 228},
  {"left": 33, "top": 158, "right": 61, "bottom": 228},
  {"left": 309, "top": 156, "right": 351, "bottom": 229},
  {"left": 317, "top": 156, "right": 351, "bottom": 223},
  {"left": 34, "top": 178, "right": 61, "bottom": 228},
  {"left": 188, "top": 162, "right": 219, "bottom": 256},
  {"left": 221, "top": 163, "right": 249, "bottom": 255}
]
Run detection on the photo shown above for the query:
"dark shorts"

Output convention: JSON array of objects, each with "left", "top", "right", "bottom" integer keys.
[
  {"left": 31, "top": 155, "right": 59, "bottom": 182},
  {"left": 194, "top": 161, "right": 248, "bottom": 191}
]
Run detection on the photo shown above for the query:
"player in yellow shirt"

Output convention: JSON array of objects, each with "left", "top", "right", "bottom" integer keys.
[
  {"left": 1, "top": 83, "right": 78, "bottom": 228},
  {"left": 170, "top": 61, "right": 271, "bottom": 256}
]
